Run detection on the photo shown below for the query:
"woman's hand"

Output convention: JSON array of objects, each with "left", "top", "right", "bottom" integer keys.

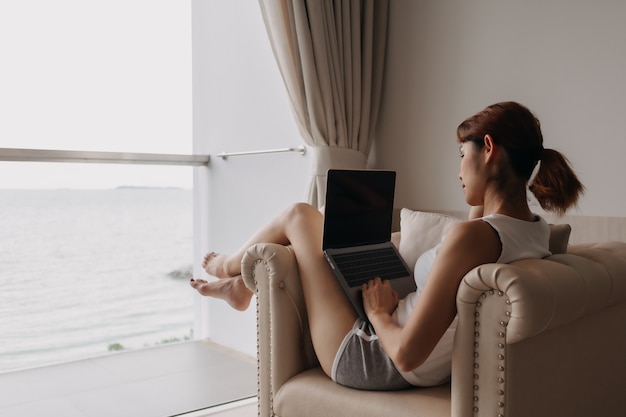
[{"left": 362, "top": 277, "right": 399, "bottom": 319}]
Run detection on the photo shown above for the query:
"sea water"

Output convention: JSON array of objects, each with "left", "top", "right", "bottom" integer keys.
[{"left": 0, "top": 188, "right": 194, "bottom": 373}]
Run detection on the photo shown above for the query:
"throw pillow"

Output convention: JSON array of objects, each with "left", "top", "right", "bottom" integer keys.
[
  {"left": 398, "top": 208, "right": 462, "bottom": 272},
  {"left": 398, "top": 209, "right": 572, "bottom": 270},
  {"left": 548, "top": 223, "right": 572, "bottom": 254}
]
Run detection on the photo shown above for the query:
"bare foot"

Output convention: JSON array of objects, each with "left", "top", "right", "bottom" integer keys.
[
  {"left": 202, "top": 252, "right": 235, "bottom": 278},
  {"left": 190, "top": 277, "right": 253, "bottom": 311}
]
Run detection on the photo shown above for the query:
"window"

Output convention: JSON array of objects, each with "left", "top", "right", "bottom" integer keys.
[
  {"left": 0, "top": 0, "right": 191, "bottom": 155},
  {"left": 0, "top": 183, "right": 194, "bottom": 372},
  {"left": 0, "top": 0, "right": 193, "bottom": 371},
  {"left": 0, "top": 3, "right": 259, "bottom": 415}
]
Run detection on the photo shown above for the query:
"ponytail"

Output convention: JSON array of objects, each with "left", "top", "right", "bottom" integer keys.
[{"left": 529, "top": 148, "right": 584, "bottom": 216}]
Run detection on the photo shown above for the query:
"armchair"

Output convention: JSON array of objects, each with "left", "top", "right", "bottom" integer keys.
[{"left": 241, "top": 231, "right": 626, "bottom": 417}]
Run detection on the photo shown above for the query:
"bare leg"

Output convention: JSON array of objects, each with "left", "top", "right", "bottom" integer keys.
[
  {"left": 280, "top": 203, "right": 358, "bottom": 377},
  {"left": 194, "top": 203, "right": 357, "bottom": 377},
  {"left": 199, "top": 206, "right": 293, "bottom": 279}
]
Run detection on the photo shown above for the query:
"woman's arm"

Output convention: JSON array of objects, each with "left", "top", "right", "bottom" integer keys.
[{"left": 364, "top": 220, "right": 500, "bottom": 372}]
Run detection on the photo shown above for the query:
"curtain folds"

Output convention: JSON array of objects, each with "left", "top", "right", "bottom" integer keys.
[{"left": 258, "top": 0, "right": 389, "bottom": 207}]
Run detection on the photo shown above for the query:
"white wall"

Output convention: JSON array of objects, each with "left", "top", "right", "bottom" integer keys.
[
  {"left": 192, "top": 1, "right": 309, "bottom": 356},
  {"left": 375, "top": 0, "right": 626, "bottom": 217},
  {"left": 192, "top": 0, "right": 626, "bottom": 354}
]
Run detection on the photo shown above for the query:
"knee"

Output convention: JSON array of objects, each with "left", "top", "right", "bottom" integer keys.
[
  {"left": 286, "top": 202, "right": 318, "bottom": 217},
  {"left": 284, "top": 202, "right": 321, "bottom": 224}
]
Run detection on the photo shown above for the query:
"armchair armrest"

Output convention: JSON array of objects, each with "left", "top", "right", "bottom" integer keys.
[
  {"left": 242, "top": 243, "right": 318, "bottom": 417},
  {"left": 453, "top": 243, "right": 626, "bottom": 417}
]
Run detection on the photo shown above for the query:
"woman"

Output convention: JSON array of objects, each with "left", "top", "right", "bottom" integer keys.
[{"left": 190, "top": 101, "right": 584, "bottom": 390}]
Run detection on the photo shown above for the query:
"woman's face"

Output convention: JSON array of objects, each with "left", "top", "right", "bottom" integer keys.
[{"left": 458, "top": 141, "right": 485, "bottom": 206}]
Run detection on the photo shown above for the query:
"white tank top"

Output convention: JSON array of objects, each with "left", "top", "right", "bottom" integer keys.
[{"left": 392, "top": 214, "right": 551, "bottom": 386}]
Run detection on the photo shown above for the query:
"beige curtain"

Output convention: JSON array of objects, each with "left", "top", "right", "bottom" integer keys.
[{"left": 258, "top": 0, "right": 389, "bottom": 207}]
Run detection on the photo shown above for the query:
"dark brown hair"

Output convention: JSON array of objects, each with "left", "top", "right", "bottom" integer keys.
[{"left": 457, "top": 101, "right": 584, "bottom": 215}]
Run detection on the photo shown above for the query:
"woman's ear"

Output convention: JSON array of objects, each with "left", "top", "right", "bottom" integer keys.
[{"left": 483, "top": 134, "right": 496, "bottom": 161}]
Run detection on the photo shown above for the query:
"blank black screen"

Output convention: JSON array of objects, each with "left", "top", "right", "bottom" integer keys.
[{"left": 322, "top": 169, "right": 395, "bottom": 250}]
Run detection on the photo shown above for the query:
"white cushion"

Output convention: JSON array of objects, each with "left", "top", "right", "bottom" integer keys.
[
  {"left": 548, "top": 223, "right": 571, "bottom": 254},
  {"left": 398, "top": 208, "right": 462, "bottom": 272},
  {"left": 398, "top": 209, "right": 572, "bottom": 272}
]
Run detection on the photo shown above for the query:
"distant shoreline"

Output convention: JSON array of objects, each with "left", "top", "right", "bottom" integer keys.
[
  {"left": 0, "top": 187, "right": 192, "bottom": 191},
  {"left": 115, "top": 186, "right": 186, "bottom": 190}
]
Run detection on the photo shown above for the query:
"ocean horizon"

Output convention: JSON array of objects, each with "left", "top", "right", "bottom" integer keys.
[{"left": 0, "top": 188, "right": 195, "bottom": 373}]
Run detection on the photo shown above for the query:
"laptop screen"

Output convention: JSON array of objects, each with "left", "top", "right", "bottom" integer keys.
[{"left": 322, "top": 169, "right": 396, "bottom": 250}]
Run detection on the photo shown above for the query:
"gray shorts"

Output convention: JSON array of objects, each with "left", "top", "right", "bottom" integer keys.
[{"left": 331, "top": 319, "right": 413, "bottom": 391}]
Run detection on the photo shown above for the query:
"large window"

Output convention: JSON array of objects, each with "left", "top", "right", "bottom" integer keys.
[
  {"left": 0, "top": 0, "right": 193, "bottom": 371},
  {"left": 0, "top": 0, "right": 191, "bottom": 155},
  {"left": 0, "top": 184, "right": 194, "bottom": 372}
]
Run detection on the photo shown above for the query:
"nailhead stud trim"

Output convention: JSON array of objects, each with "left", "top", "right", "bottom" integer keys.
[{"left": 472, "top": 291, "right": 510, "bottom": 417}]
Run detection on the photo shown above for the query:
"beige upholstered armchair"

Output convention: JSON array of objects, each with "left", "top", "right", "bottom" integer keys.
[{"left": 241, "top": 214, "right": 626, "bottom": 417}]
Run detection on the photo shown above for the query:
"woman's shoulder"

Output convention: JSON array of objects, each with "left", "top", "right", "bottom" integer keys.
[
  {"left": 449, "top": 217, "right": 497, "bottom": 236},
  {"left": 426, "top": 219, "right": 502, "bottom": 285},
  {"left": 443, "top": 219, "right": 501, "bottom": 257}
]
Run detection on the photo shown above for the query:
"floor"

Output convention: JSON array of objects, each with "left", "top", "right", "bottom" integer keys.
[
  {"left": 186, "top": 399, "right": 257, "bottom": 417},
  {"left": 0, "top": 340, "right": 257, "bottom": 417}
]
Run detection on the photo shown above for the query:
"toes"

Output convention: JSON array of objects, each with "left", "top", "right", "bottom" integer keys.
[
  {"left": 202, "top": 252, "right": 218, "bottom": 267},
  {"left": 190, "top": 278, "right": 206, "bottom": 288}
]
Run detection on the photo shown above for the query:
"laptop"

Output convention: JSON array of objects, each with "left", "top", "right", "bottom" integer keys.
[{"left": 322, "top": 169, "right": 416, "bottom": 321}]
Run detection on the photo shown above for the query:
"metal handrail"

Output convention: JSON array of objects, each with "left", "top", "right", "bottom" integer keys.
[
  {"left": 0, "top": 145, "right": 306, "bottom": 165},
  {"left": 217, "top": 146, "right": 306, "bottom": 159},
  {"left": 0, "top": 148, "right": 210, "bottom": 166}
]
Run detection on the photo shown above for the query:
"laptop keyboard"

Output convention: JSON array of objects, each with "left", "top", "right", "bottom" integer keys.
[{"left": 332, "top": 247, "right": 410, "bottom": 286}]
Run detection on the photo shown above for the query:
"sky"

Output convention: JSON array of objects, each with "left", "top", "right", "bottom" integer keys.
[{"left": 0, "top": 1, "right": 193, "bottom": 189}]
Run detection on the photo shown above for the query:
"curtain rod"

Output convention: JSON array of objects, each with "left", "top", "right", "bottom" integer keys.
[{"left": 217, "top": 146, "right": 306, "bottom": 159}]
